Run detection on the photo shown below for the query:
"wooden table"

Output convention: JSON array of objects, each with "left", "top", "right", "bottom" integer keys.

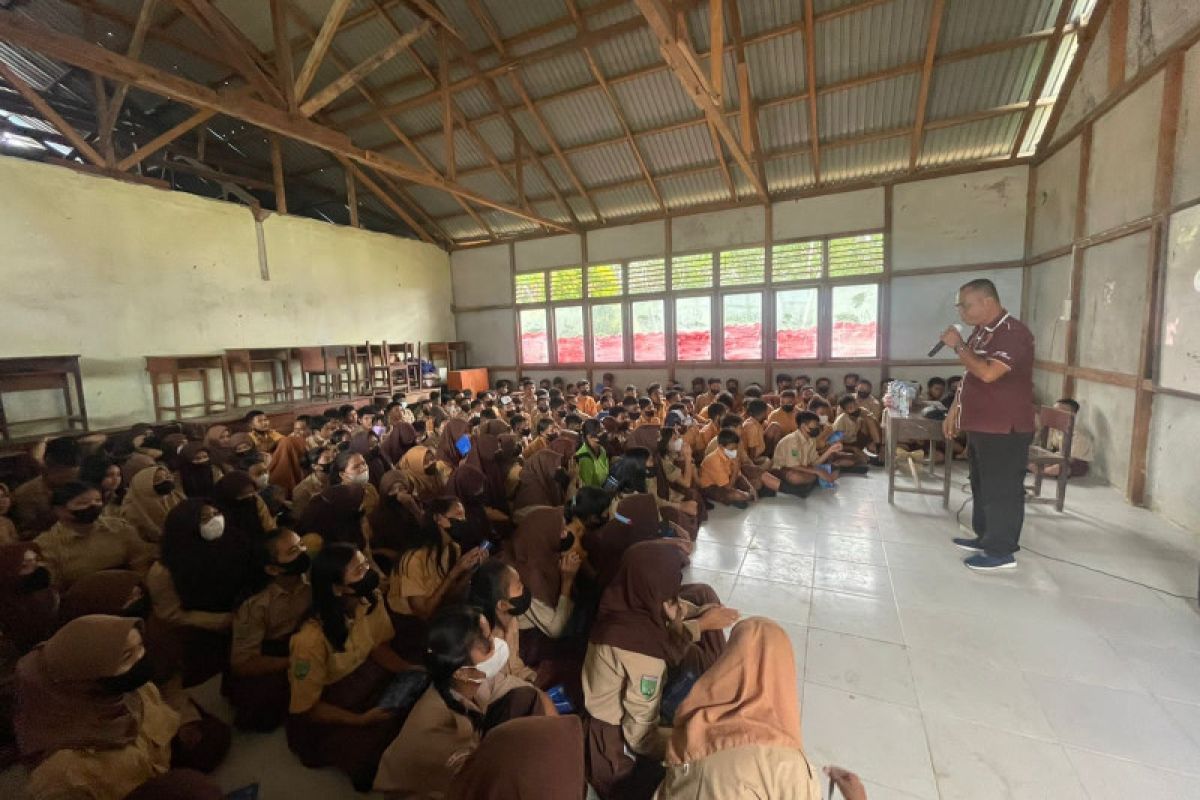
[
  {"left": 145, "top": 354, "right": 229, "bottom": 421},
  {"left": 884, "top": 413, "right": 952, "bottom": 508},
  {"left": 427, "top": 341, "right": 468, "bottom": 371},
  {"left": 225, "top": 347, "right": 296, "bottom": 406},
  {"left": 0, "top": 355, "right": 88, "bottom": 441},
  {"left": 447, "top": 367, "right": 489, "bottom": 395}
]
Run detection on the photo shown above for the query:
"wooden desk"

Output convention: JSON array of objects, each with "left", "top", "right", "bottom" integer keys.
[
  {"left": 427, "top": 341, "right": 468, "bottom": 371},
  {"left": 292, "top": 346, "right": 355, "bottom": 401},
  {"left": 447, "top": 367, "right": 489, "bottom": 395},
  {"left": 884, "top": 413, "right": 952, "bottom": 508},
  {"left": 0, "top": 355, "right": 88, "bottom": 441},
  {"left": 145, "top": 354, "right": 229, "bottom": 421},
  {"left": 225, "top": 347, "right": 296, "bottom": 406}
]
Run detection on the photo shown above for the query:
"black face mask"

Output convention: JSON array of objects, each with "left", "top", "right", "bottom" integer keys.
[
  {"left": 856, "top": 390, "right": 871, "bottom": 399},
  {"left": 554, "top": 468, "right": 571, "bottom": 490},
  {"left": 278, "top": 551, "right": 311, "bottom": 577},
  {"left": 559, "top": 531, "right": 576, "bottom": 552},
  {"left": 782, "top": 404, "right": 796, "bottom": 413},
  {"left": 99, "top": 655, "right": 154, "bottom": 695},
  {"left": 17, "top": 566, "right": 52, "bottom": 594},
  {"left": 447, "top": 518, "right": 471, "bottom": 544},
  {"left": 806, "top": 427, "right": 821, "bottom": 438},
  {"left": 153, "top": 480, "right": 175, "bottom": 496},
  {"left": 71, "top": 505, "right": 103, "bottom": 524},
  {"left": 506, "top": 586, "right": 533, "bottom": 617},
  {"left": 349, "top": 568, "right": 380, "bottom": 598}
]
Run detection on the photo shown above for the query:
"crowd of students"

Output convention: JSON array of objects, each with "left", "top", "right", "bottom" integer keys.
[{"left": 1, "top": 370, "right": 1044, "bottom": 799}]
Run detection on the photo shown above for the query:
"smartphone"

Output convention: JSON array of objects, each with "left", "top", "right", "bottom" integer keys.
[
  {"left": 613, "top": 512, "right": 632, "bottom": 524},
  {"left": 827, "top": 431, "right": 845, "bottom": 444},
  {"left": 455, "top": 434, "right": 472, "bottom": 456},
  {"left": 479, "top": 540, "right": 493, "bottom": 554}
]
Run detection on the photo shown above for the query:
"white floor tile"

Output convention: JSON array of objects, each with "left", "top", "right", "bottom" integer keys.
[
  {"left": 812, "top": 558, "right": 894, "bottom": 600},
  {"left": 681, "top": 565, "right": 737, "bottom": 601},
  {"left": 726, "top": 575, "right": 812, "bottom": 624},
  {"left": 1111, "top": 641, "right": 1200, "bottom": 704},
  {"left": 685, "top": 541, "right": 746, "bottom": 574},
  {"left": 814, "top": 533, "right": 888, "bottom": 566},
  {"left": 923, "top": 714, "right": 1087, "bottom": 800},
  {"left": 1004, "top": 624, "right": 1145, "bottom": 692},
  {"left": 808, "top": 588, "right": 905, "bottom": 644},
  {"left": 1065, "top": 748, "right": 1200, "bottom": 799},
  {"left": 804, "top": 628, "right": 917, "bottom": 706},
  {"left": 739, "top": 548, "right": 816, "bottom": 585},
  {"left": 748, "top": 524, "right": 819, "bottom": 555},
  {"left": 1026, "top": 673, "right": 1200, "bottom": 771},
  {"left": 1161, "top": 698, "right": 1200, "bottom": 750},
  {"left": 770, "top": 619, "right": 809, "bottom": 680},
  {"left": 801, "top": 682, "right": 938, "bottom": 799},
  {"left": 1061, "top": 595, "right": 1200, "bottom": 653}
]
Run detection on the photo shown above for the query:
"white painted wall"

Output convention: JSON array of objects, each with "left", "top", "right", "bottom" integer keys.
[
  {"left": 888, "top": 268, "right": 1024, "bottom": 360},
  {"left": 772, "top": 188, "right": 884, "bottom": 240},
  {"left": 0, "top": 156, "right": 454, "bottom": 428},
  {"left": 1085, "top": 73, "right": 1162, "bottom": 236},
  {"left": 1031, "top": 137, "right": 1080, "bottom": 257},
  {"left": 451, "top": 243, "right": 511, "bottom": 308}
]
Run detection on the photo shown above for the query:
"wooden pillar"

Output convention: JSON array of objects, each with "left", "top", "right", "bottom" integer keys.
[
  {"left": 881, "top": 184, "right": 894, "bottom": 386},
  {"left": 345, "top": 165, "right": 359, "bottom": 228},
  {"left": 1062, "top": 125, "right": 1091, "bottom": 399},
  {"left": 269, "top": 134, "right": 287, "bottom": 214}
]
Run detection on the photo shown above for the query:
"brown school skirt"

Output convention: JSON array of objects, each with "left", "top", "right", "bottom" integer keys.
[{"left": 584, "top": 717, "right": 665, "bottom": 800}]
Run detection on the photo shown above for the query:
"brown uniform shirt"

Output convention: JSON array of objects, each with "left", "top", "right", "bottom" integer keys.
[
  {"left": 699, "top": 450, "right": 739, "bottom": 489},
  {"left": 288, "top": 593, "right": 394, "bottom": 714},
  {"left": 771, "top": 431, "right": 820, "bottom": 470},
  {"left": 742, "top": 418, "right": 767, "bottom": 460},
  {"left": 658, "top": 745, "right": 822, "bottom": 800},
  {"left": 11, "top": 476, "right": 54, "bottom": 535},
  {"left": 767, "top": 407, "right": 798, "bottom": 436},
  {"left": 230, "top": 578, "right": 312, "bottom": 669},
  {"left": 35, "top": 517, "right": 153, "bottom": 590},
  {"left": 957, "top": 312, "right": 1036, "bottom": 434},
  {"left": 146, "top": 561, "right": 232, "bottom": 632}
]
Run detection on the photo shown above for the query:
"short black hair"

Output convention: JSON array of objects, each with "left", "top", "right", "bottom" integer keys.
[
  {"left": 796, "top": 411, "right": 820, "bottom": 428},
  {"left": 960, "top": 277, "right": 999, "bottom": 300},
  {"left": 719, "top": 414, "right": 743, "bottom": 430},
  {"left": 745, "top": 399, "right": 768, "bottom": 418},
  {"left": 44, "top": 436, "right": 82, "bottom": 468},
  {"left": 716, "top": 429, "right": 740, "bottom": 446},
  {"left": 52, "top": 481, "right": 96, "bottom": 506},
  {"left": 1056, "top": 398, "right": 1081, "bottom": 413},
  {"left": 706, "top": 402, "right": 727, "bottom": 419},
  {"left": 838, "top": 394, "right": 857, "bottom": 410},
  {"left": 927, "top": 377, "right": 946, "bottom": 388}
]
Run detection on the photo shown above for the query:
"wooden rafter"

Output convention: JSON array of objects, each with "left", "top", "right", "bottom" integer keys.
[
  {"left": 0, "top": 11, "right": 570, "bottom": 232},
  {"left": 727, "top": 0, "right": 766, "bottom": 198},
  {"left": 439, "top": 30, "right": 455, "bottom": 181},
  {"left": 293, "top": 0, "right": 352, "bottom": 100},
  {"left": 345, "top": 164, "right": 359, "bottom": 227},
  {"left": 340, "top": 157, "right": 435, "bottom": 244},
  {"left": 0, "top": 60, "right": 105, "bottom": 166},
  {"left": 269, "top": 0, "right": 296, "bottom": 111},
  {"left": 116, "top": 108, "right": 216, "bottom": 170},
  {"left": 909, "top": 0, "right": 946, "bottom": 170},
  {"left": 633, "top": 0, "right": 767, "bottom": 201},
  {"left": 1009, "top": 0, "right": 1073, "bottom": 158},
  {"left": 1038, "top": 0, "right": 1111, "bottom": 153},
  {"left": 692, "top": 2, "right": 735, "bottom": 201},
  {"left": 171, "top": 0, "right": 285, "bottom": 105},
  {"left": 801, "top": 0, "right": 822, "bottom": 182},
  {"left": 269, "top": 134, "right": 287, "bottom": 213},
  {"left": 299, "top": 19, "right": 431, "bottom": 117}
]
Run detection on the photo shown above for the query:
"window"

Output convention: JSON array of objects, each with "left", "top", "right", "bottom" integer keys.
[
  {"left": 722, "top": 292, "right": 762, "bottom": 360},
  {"left": 675, "top": 296, "right": 711, "bottom": 361},
  {"left": 628, "top": 257, "right": 666, "bottom": 294},
  {"left": 590, "top": 303, "right": 624, "bottom": 363},
  {"left": 631, "top": 300, "right": 666, "bottom": 362},
  {"left": 519, "top": 309, "right": 548, "bottom": 364},
  {"left": 672, "top": 252, "right": 713, "bottom": 290},
  {"left": 828, "top": 233, "right": 884, "bottom": 277},
  {"left": 719, "top": 247, "right": 766, "bottom": 286},
  {"left": 587, "top": 264, "right": 623, "bottom": 297},
  {"left": 772, "top": 240, "right": 822, "bottom": 282},
  {"left": 554, "top": 306, "right": 585, "bottom": 363},
  {"left": 775, "top": 288, "right": 818, "bottom": 359},
  {"left": 831, "top": 284, "right": 879, "bottom": 358},
  {"left": 515, "top": 272, "right": 546, "bottom": 304},
  {"left": 550, "top": 267, "right": 583, "bottom": 301}
]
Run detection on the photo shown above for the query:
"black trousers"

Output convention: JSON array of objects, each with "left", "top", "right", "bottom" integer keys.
[{"left": 967, "top": 431, "right": 1034, "bottom": 556}]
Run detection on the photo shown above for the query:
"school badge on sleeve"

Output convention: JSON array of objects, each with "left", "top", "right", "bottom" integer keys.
[
  {"left": 639, "top": 674, "right": 659, "bottom": 699},
  {"left": 293, "top": 660, "right": 310, "bottom": 680}
]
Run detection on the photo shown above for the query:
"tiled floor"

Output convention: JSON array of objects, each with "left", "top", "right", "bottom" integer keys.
[{"left": 3, "top": 473, "right": 1199, "bottom": 799}]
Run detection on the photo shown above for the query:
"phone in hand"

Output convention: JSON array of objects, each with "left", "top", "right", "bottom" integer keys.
[
  {"left": 827, "top": 431, "right": 845, "bottom": 444},
  {"left": 479, "top": 540, "right": 493, "bottom": 554},
  {"left": 455, "top": 434, "right": 472, "bottom": 456},
  {"left": 613, "top": 512, "right": 632, "bottom": 524}
]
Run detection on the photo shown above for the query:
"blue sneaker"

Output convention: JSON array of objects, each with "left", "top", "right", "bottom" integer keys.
[
  {"left": 952, "top": 537, "right": 985, "bottom": 552},
  {"left": 964, "top": 553, "right": 1016, "bottom": 571}
]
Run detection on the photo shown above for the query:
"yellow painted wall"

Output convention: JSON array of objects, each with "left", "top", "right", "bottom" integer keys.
[{"left": 0, "top": 155, "right": 454, "bottom": 429}]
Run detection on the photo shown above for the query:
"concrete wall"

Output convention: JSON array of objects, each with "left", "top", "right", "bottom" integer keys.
[{"left": 0, "top": 156, "right": 454, "bottom": 429}]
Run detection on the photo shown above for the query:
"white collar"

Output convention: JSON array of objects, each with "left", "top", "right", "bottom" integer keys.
[{"left": 982, "top": 312, "right": 1011, "bottom": 333}]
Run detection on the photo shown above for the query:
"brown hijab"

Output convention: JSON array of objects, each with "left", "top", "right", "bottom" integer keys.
[
  {"left": 202, "top": 425, "right": 233, "bottom": 468},
  {"left": 381, "top": 422, "right": 419, "bottom": 466},
  {"left": 122, "top": 465, "right": 185, "bottom": 542},
  {"left": 297, "top": 483, "right": 367, "bottom": 548},
  {"left": 589, "top": 539, "right": 687, "bottom": 661},
  {"left": 369, "top": 470, "right": 422, "bottom": 553},
  {"left": 666, "top": 617, "right": 803, "bottom": 765},
  {"left": 59, "top": 569, "right": 143, "bottom": 622},
  {"left": 479, "top": 418, "right": 511, "bottom": 437},
  {"left": 0, "top": 542, "right": 59, "bottom": 652},
  {"left": 176, "top": 442, "right": 216, "bottom": 499},
  {"left": 447, "top": 715, "right": 586, "bottom": 800},
  {"left": 445, "top": 464, "right": 492, "bottom": 548},
  {"left": 512, "top": 449, "right": 564, "bottom": 511},
  {"left": 119, "top": 453, "right": 157, "bottom": 488},
  {"left": 267, "top": 434, "right": 307, "bottom": 497},
  {"left": 504, "top": 506, "right": 565, "bottom": 606},
  {"left": 437, "top": 418, "right": 471, "bottom": 467},
  {"left": 628, "top": 425, "right": 671, "bottom": 499},
  {"left": 582, "top": 493, "right": 663, "bottom": 589},
  {"left": 14, "top": 615, "right": 145, "bottom": 763},
  {"left": 399, "top": 445, "right": 440, "bottom": 502}
]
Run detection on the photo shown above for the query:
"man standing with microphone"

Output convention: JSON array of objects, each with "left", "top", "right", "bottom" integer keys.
[{"left": 938, "top": 278, "right": 1035, "bottom": 571}]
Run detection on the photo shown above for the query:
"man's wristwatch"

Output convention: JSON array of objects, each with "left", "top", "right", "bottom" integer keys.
[{"left": 953, "top": 343, "right": 968, "bottom": 354}]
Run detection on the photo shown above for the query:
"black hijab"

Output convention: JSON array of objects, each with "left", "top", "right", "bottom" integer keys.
[{"left": 161, "top": 498, "right": 256, "bottom": 613}]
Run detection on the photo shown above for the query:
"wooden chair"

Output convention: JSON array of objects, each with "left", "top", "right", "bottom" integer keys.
[
  {"left": 388, "top": 342, "right": 422, "bottom": 393},
  {"left": 363, "top": 341, "right": 396, "bottom": 397},
  {"left": 295, "top": 346, "right": 355, "bottom": 401},
  {"left": 1028, "top": 404, "right": 1075, "bottom": 512}
]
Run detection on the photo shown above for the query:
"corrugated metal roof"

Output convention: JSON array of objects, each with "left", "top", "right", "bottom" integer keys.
[
  {"left": 926, "top": 42, "right": 1044, "bottom": 121},
  {"left": 431, "top": 0, "right": 494, "bottom": 53},
  {"left": 939, "top": 0, "right": 1061, "bottom": 53},
  {"left": 440, "top": 213, "right": 487, "bottom": 240},
  {"left": 821, "top": 134, "right": 909, "bottom": 183},
  {"left": 660, "top": 169, "right": 732, "bottom": 211},
  {"left": 510, "top": 107, "right": 549, "bottom": 152},
  {"left": 538, "top": 88, "right": 624, "bottom": 149},
  {"left": 517, "top": 51, "right": 595, "bottom": 100},
  {"left": 472, "top": 117, "right": 515, "bottom": 160},
  {"left": 818, "top": 72, "right": 920, "bottom": 138},
  {"left": 591, "top": 183, "right": 658, "bottom": 220},
  {"left": 566, "top": 140, "right": 643, "bottom": 186},
  {"left": 480, "top": 0, "right": 570, "bottom": 41},
  {"left": 816, "top": 0, "right": 933, "bottom": 85},
  {"left": 480, "top": 208, "right": 538, "bottom": 236},
  {"left": 765, "top": 152, "right": 816, "bottom": 192},
  {"left": 458, "top": 171, "right": 517, "bottom": 205},
  {"left": 746, "top": 31, "right": 807, "bottom": 102},
  {"left": 0, "top": 42, "right": 69, "bottom": 94},
  {"left": 452, "top": 85, "right": 496, "bottom": 121},
  {"left": 416, "top": 127, "right": 487, "bottom": 173},
  {"left": 918, "top": 110, "right": 1024, "bottom": 167},
  {"left": 737, "top": 0, "right": 806, "bottom": 39},
  {"left": 611, "top": 70, "right": 701, "bottom": 133},
  {"left": 638, "top": 124, "right": 718, "bottom": 173},
  {"left": 588, "top": 23, "right": 662, "bottom": 78},
  {"left": 533, "top": 199, "right": 572, "bottom": 226},
  {"left": 325, "top": 13, "right": 428, "bottom": 93},
  {"left": 567, "top": 194, "right": 600, "bottom": 224},
  {"left": 406, "top": 185, "right": 468, "bottom": 220},
  {"left": 1040, "top": 30, "right": 1078, "bottom": 99},
  {"left": 759, "top": 99, "right": 811, "bottom": 152},
  {"left": 1019, "top": 104, "right": 1052, "bottom": 155}
]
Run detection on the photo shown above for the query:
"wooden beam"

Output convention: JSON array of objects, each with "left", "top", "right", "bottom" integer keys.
[
  {"left": 1107, "top": 0, "right": 1129, "bottom": 92},
  {"left": 270, "top": 134, "right": 287, "bottom": 213},
  {"left": 343, "top": 158, "right": 435, "bottom": 244},
  {"left": 710, "top": 0, "right": 724, "bottom": 99},
  {"left": 0, "top": 11, "right": 570, "bottom": 232},
  {"left": 633, "top": 0, "right": 768, "bottom": 200},
  {"left": 299, "top": 19, "right": 430, "bottom": 117},
  {"left": 345, "top": 164, "right": 359, "bottom": 228},
  {"left": 116, "top": 107, "right": 215, "bottom": 170},
  {"left": 1038, "top": 0, "right": 1112, "bottom": 154},
  {"left": 1009, "top": 0, "right": 1072, "bottom": 159},
  {"left": 0, "top": 60, "right": 105, "bottom": 167},
  {"left": 270, "top": 0, "right": 297, "bottom": 112},
  {"left": 1062, "top": 125, "right": 1091, "bottom": 398},
  {"left": 909, "top": 0, "right": 946, "bottom": 170},
  {"left": 171, "top": 0, "right": 285, "bottom": 105},
  {"left": 727, "top": 0, "right": 766, "bottom": 199},
  {"left": 439, "top": 30, "right": 455, "bottom": 181},
  {"left": 802, "top": 0, "right": 822, "bottom": 182},
  {"left": 293, "top": 0, "right": 352, "bottom": 100}
]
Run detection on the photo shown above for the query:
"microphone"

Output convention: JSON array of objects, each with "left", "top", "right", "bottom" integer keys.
[{"left": 928, "top": 340, "right": 946, "bottom": 358}]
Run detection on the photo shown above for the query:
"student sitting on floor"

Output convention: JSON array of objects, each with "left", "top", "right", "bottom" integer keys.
[
  {"left": 770, "top": 411, "right": 845, "bottom": 497},
  {"left": 831, "top": 395, "right": 883, "bottom": 466},
  {"left": 699, "top": 430, "right": 757, "bottom": 509},
  {"left": 1031, "top": 398, "right": 1094, "bottom": 478}
]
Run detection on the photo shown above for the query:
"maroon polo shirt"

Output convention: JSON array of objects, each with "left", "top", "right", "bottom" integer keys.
[{"left": 956, "top": 311, "right": 1035, "bottom": 434}]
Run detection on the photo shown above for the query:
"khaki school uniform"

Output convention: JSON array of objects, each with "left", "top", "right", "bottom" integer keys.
[
  {"left": 35, "top": 517, "right": 153, "bottom": 590},
  {"left": 698, "top": 450, "right": 738, "bottom": 490},
  {"left": 518, "top": 595, "right": 575, "bottom": 639},
  {"left": 145, "top": 562, "right": 233, "bottom": 632},
  {"left": 656, "top": 745, "right": 822, "bottom": 800},
  {"left": 288, "top": 596, "right": 395, "bottom": 714},
  {"left": 386, "top": 539, "right": 460, "bottom": 616},
  {"left": 771, "top": 431, "right": 820, "bottom": 470},
  {"left": 524, "top": 436, "right": 550, "bottom": 458},
  {"left": 741, "top": 418, "right": 768, "bottom": 463},
  {"left": 290, "top": 473, "right": 328, "bottom": 520},
  {"left": 583, "top": 642, "right": 672, "bottom": 760},
  {"left": 231, "top": 579, "right": 312, "bottom": 670},
  {"left": 767, "top": 407, "right": 798, "bottom": 436},
  {"left": 249, "top": 429, "right": 284, "bottom": 453}
]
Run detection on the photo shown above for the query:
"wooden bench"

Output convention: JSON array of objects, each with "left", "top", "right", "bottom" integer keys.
[
  {"left": 0, "top": 355, "right": 88, "bottom": 441},
  {"left": 225, "top": 347, "right": 297, "bottom": 406}
]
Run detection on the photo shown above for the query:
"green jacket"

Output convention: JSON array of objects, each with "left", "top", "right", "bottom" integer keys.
[{"left": 575, "top": 442, "right": 609, "bottom": 488}]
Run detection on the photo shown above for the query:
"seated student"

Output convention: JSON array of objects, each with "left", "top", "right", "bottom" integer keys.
[
  {"left": 227, "top": 529, "right": 311, "bottom": 732},
  {"left": 503, "top": 506, "right": 582, "bottom": 648},
  {"left": 375, "top": 606, "right": 551, "bottom": 797},
  {"left": 333, "top": 449, "right": 381, "bottom": 514},
  {"left": 213, "top": 470, "right": 276, "bottom": 540},
  {"left": 832, "top": 394, "right": 883, "bottom": 465},
  {"left": 37, "top": 482, "right": 153, "bottom": 591},
  {"left": 267, "top": 433, "right": 309, "bottom": 500},
  {"left": 202, "top": 424, "right": 234, "bottom": 470},
  {"left": 287, "top": 543, "right": 415, "bottom": 791},
  {"left": 174, "top": 443, "right": 219, "bottom": 500},
  {"left": 626, "top": 425, "right": 701, "bottom": 538},
  {"left": 814, "top": 376, "right": 833, "bottom": 399},
  {"left": 741, "top": 399, "right": 773, "bottom": 466},
  {"left": 576, "top": 419, "right": 610, "bottom": 489},
  {"left": 842, "top": 372, "right": 861, "bottom": 397},
  {"left": 575, "top": 382, "right": 599, "bottom": 417},
  {"left": 699, "top": 430, "right": 756, "bottom": 509},
  {"left": 855, "top": 378, "right": 884, "bottom": 420},
  {"left": 147, "top": 498, "right": 256, "bottom": 688},
  {"left": 583, "top": 541, "right": 737, "bottom": 800},
  {"left": 447, "top": 715, "right": 585, "bottom": 800},
  {"left": 694, "top": 377, "right": 723, "bottom": 416},
  {"left": 703, "top": 415, "right": 781, "bottom": 497},
  {"left": 0, "top": 482, "right": 17, "bottom": 544},
  {"left": 299, "top": 482, "right": 372, "bottom": 551},
  {"left": 291, "top": 446, "right": 334, "bottom": 519},
  {"left": 121, "top": 466, "right": 186, "bottom": 547},
  {"left": 14, "top": 615, "right": 228, "bottom": 800},
  {"left": 524, "top": 417, "right": 556, "bottom": 459},
  {"left": 775, "top": 373, "right": 795, "bottom": 393},
  {"left": 396, "top": 445, "right": 449, "bottom": 508},
  {"left": 633, "top": 397, "right": 661, "bottom": 429},
  {"left": 466, "top": 561, "right": 542, "bottom": 685},
  {"left": 1, "top": 542, "right": 60, "bottom": 654},
  {"left": 1034, "top": 398, "right": 1094, "bottom": 478},
  {"left": 696, "top": 402, "right": 726, "bottom": 451},
  {"left": 659, "top": 617, "right": 823, "bottom": 800},
  {"left": 767, "top": 389, "right": 800, "bottom": 438},
  {"left": 368, "top": 470, "right": 425, "bottom": 572},
  {"left": 11, "top": 437, "right": 83, "bottom": 536},
  {"left": 771, "top": 412, "right": 845, "bottom": 497},
  {"left": 245, "top": 410, "right": 284, "bottom": 454},
  {"left": 80, "top": 453, "right": 125, "bottom": 518},
  {"left": 306, "top": 417, "right": 340, "bottom": 451}
]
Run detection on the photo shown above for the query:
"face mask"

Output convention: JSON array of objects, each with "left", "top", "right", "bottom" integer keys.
[
  {"left": 99, "top": 655, "right": 154, "bottom": 695},
  {"left": 856, "top": 390, "right": 871, "bottom": 399},
  {"left": 506, "top": 586, "right": 533, "bottom": 617},
  {"left": 254, "top": 474, "right": 270, "bottom": 490},
  {"left": 446, "top": 518, "right": 471, "bottom": 543},
  {"left": 199, "top": 515, "right": 225, "bottom": 541},
  {"left": 153, "top": 480, "right": 175, "bottom": 496},
  {"left": 347, "top": 470, "right": 370, "bottom": 485},
  {"left": 277, "top": 551, "right": 311, "bottom": 576},
  {"left": 17, "top": 566, "right": 51, "bottom": 594},
  {"left": 473, "top": 636, "right": 510, "bottom": 680},
  {"left": 849, "top": 410, "right": 861, "bottom": 418},
  {"left": 782, "top": 404, "right": 795, "bottom": 413},
  {"left": 350, "top": 568, "right": 380, "bottom": 598},
  {"left": 806, "top": 426, "right": 821, "bottom": 438},
  {"left": 669, "top": 438, "right": 683, "bottom": 453},
  {"left": 71, "top": 505, "right": 103, "bottom": 524},
  {"left": 818, "top": 415, "right": 829, "bottom": 425},
  {"left": 723, "top": 448, "right": 739, "bottom": 459},
  {"left": 559, "top": 531, "right": 576, "bottom": 552}
]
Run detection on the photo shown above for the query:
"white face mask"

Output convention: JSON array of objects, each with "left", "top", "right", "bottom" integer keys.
[
  {"left": 254, "top": 474, "right": 269, "bottom": 490},
  {"left": 818, "top": 415, "right": 829, "bottom": 426},
  {"left": 347, "top": 470, "right": 370, "bottom": 485},
  {"left": 723, "top": 447, "right": 739, "bottom": 460},
  {"left": 199, "top": 515, "right": 225, "bottom": 542},
  {"left": 669, "top": 438, "right": 683, "bottom": 453},
  {"left": 473, "top": 636, "right": 510, "bottom": 680}
]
